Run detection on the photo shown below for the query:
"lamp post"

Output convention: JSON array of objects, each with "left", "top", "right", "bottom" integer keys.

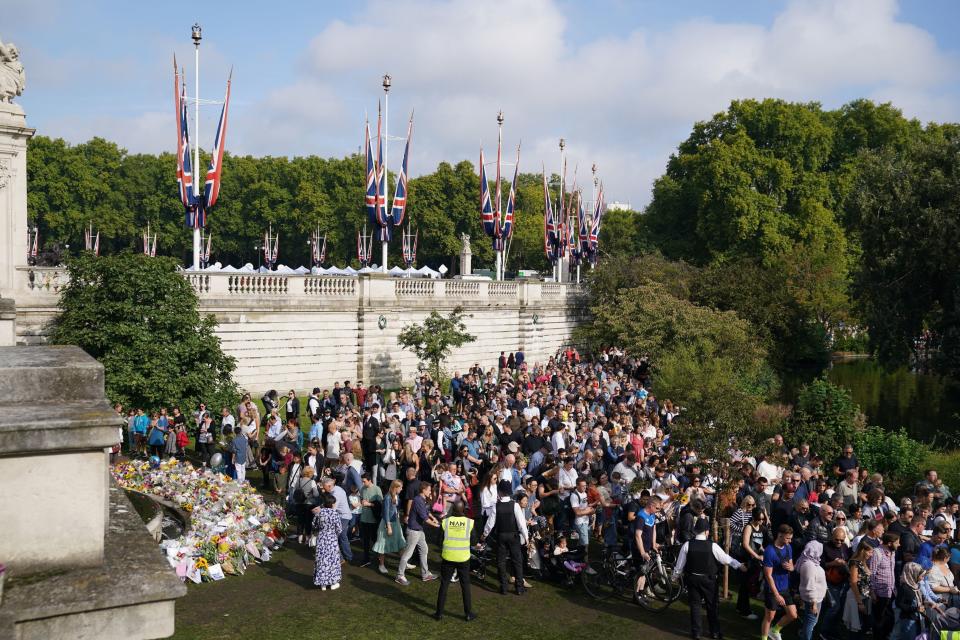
[
  {"left": 381, "top": 73, "right": 391, "bottom": 273},
  {"left": 191, "top": 23, "right": 202, "bottom": 271}
]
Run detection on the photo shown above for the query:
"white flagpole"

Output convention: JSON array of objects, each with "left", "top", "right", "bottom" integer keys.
[
  {"left": 496, "top": 111, "right": 503, "bottom": 281},
  {"left": 382, "top": 74, "right": 391, "bottom": 273},
  {"left": 191, "top": 24, "right": 202, "bottom": 271},
  {"left": 556, "top": 138, "right": 565, "bottom": 282}
]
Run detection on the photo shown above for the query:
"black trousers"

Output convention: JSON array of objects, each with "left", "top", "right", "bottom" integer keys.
[
  {"left": 686, "top": 573, "right": 720, "bottom": 638},
  {"left": 436, "top": 559, "right": 472, "bottom": 615},
  {"left": 360, "top": 521, "right": 378, "bottom": 562},
  {"left": 496, "top": 533, "right": 524, "bottom": 592}
]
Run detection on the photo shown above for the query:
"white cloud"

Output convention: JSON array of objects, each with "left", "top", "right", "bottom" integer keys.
[{"left": 26, "top": 0, "right": 959, "bottom": 209}]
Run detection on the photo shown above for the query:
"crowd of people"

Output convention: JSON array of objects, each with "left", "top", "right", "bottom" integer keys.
[{"left": 114, "top": 346, "right": 960, "bottom": 639}]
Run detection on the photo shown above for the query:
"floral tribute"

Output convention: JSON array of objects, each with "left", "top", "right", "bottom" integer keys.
[{"left": 112, "top": 459, "right": 287, "bottom": 583}]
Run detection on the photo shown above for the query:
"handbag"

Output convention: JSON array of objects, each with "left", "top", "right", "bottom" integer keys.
[{"left": 432, "top": 495, "right": 445, "bottom": 514}]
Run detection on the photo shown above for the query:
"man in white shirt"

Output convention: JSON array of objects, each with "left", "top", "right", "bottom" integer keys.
[
  {"left": 307, "top": 388, "right": 321, "bottom": 420},
  {"left": 756, "top": 456, "right": 783, "bottom": 496},
  {"left": 569, "top": 477, "right": 596, "bottom": 568},
  {"left": 674, "top": 519, "right": 746, "bottom": 640},
  {"left": 479, "top": 481, "right": 529, "bottom": 595}
]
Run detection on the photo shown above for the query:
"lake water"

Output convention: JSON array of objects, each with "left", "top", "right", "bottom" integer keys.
[{"left": 782, "top": 357, "right": 960, "bottom": 447}]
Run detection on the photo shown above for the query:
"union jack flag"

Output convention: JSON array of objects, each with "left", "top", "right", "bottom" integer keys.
[
  {"left": 578, "top": 188, "right": 590, "bottom": 256},
  {"left": 498, "top": 145, "right": 519, "bottom": 250},
  {"left": 589, "top": 182, "right": 605, "bottom": 263},
  {"left": 402, "top": 227, "right": 418, "bottom": 267},
  {"left": 203, "top": 70, "right": 231, "bottom": 213},
  {"left": 480, "top": 148, "right": 494, "bottom": 237},
  {"left": 312, "top": 231, "right": 326, "bottom": 267},
  {"left": 175, "top": 62, "right": 197, "bottom": 226},
  {"left": 390, "top": 115, "right": 412, "bottom": 227},
  {"left": 543, "top": 167, "right": 557, "bottom": 261},
  {"left": 357, "top": 228, "right": 372, "bottom": 266},
  {"left": 364, "top": 121, "right": 378, "bottom": 227},
  {"left": 375, "top": 107, "right": 391, "bottom": 241}
]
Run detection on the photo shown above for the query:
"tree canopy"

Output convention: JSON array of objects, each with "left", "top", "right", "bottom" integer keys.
[
  {"left": 397, "top": 306, "right": 476, "bottom": 383},
  {"left": 51, "top": 252, "right": 239, "bottom": 411}
]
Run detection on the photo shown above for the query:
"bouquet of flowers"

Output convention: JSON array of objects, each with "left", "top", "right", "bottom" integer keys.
[{"left": 112, "top": 459, "right": 287, "bottom": 582}]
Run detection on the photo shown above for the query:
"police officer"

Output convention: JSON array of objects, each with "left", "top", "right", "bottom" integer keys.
[
  {"left": 674, "top": 519, "right": 747, "bottom": 640},
  {"left": 479, "top": 480, "right": 528, "bottom": 595},
  {"left": 433, "top": 501, "right": 477, "bottom": 622}
]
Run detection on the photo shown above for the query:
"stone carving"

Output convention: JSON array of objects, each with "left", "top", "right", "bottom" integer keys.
[
  {"left": 460, "top": 233, "right": 470, "bottom": 252},
  {"left": 0, "top": 38, "right": 25, "bottom": 103},
  {"left": 0, "top": 156, "right": 10, "bottom": 190}
]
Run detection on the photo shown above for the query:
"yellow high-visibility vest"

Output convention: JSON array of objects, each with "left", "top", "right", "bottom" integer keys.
[{"left": 441, "top": 516, "right": 473, "bottom": 562}]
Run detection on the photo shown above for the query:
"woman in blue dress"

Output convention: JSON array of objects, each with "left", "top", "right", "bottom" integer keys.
[{"left": 313, "top": 492, "right": 343, "bottom": 590}]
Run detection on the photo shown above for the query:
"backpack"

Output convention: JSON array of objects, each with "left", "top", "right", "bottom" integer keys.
[{"left": 292, "top": 480, "right": 306, "bottom": 505}]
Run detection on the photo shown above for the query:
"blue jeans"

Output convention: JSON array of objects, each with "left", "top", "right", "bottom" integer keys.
[
  {"left": 800, "top": 600, "right": 821, "bottom": 640},
  {"left": 890, "top": 617, "right": 918, "bottom": 640},
  {"left": 820, "top": 584, "right": 847, "bottom": 640},
  {"left": 338, "top": 517, "right": 354, "bottom": 561}
]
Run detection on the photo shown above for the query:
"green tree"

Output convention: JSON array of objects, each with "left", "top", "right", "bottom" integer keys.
[
  {"left": 397, "top": 306, "right": 476, "bottom": 383},
  {"left": 51, "top": 252, "right": 239, "bottom": 411},
  {"left": 784, "top": 378, "right": 864, "bottom": 466},
  {"left": 849, "top": 124, "right": 960, "bottom": 375}
]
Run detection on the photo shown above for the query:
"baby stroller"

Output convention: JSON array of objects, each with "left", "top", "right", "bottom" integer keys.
[
  {"left": 470, "top": 541, "right": 495, "bottom": 581},
  {"left": 532, "top": 530, "right": 586, "bottom": 587}
]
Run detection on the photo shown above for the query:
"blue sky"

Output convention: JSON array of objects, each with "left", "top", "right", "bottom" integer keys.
[{"left": 5, "top": 0, "right": 959, "bottom": 208}]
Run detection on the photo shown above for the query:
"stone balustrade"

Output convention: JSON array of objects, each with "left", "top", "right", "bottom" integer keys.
[{"left": 16, "top": 267, "right": 586, "bottom": 307}]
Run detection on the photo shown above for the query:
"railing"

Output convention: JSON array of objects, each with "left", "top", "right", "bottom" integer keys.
[
  {"left": 542, "top": 283, "right": 562, "bottom": 297},
  {"left": 395, "top": 279, "right": 435, "bottom": 297},
  {"left": 489, "top": 281, "right": 518, "bottom": 297},
  {"left": 186, "top": 274, "right": 209, "bottom": 294},
  {"left": 13, "top": 267, "right": 589, "bottom": 307},
  {"left": 304, "top": 276, "right": 357, "bottom": 296},
  {"left": 227, "top": 274, "right": 289, "bottom": 295},
  {"left": 17, "top": 267, "right": 69, "bottom": 294},
  {"left": 444, "top": 280, "right": 480, "bottom": 297}
]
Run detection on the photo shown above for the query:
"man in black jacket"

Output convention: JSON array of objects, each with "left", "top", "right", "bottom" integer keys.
[
  {"left": 675, "top": 519, "right": 746, "bottom": 640},
  {"left": 361, "top": 404, "right": 380, "bottom": 474}
]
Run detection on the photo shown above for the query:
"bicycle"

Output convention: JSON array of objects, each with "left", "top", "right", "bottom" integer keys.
[
  {"left": 582, "top": 546, "right": 636, "bottom": 601},
  {"left": 633, "top": 549, "right": 682, "bottom": 612}
]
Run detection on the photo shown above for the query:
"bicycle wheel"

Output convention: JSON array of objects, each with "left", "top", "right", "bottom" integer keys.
[
  {"left": 635, "top": 564, "right": 681, "bottom": 612},
  {"left": 582, "top": 561, "right": 616, "bottom": 600}
]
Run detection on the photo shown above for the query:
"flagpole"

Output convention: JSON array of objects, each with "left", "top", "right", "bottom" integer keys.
[
  {"left": 191, "top": 24, "right": 202, "bottom": 271},
  {"left": 591, "top": 163, "right": 598, "bottom": 274},
  {"left": 557, "top": 138, "right": 565, "bottom": 282},
  {"left": 495, "top": 111, "right": 504, "bottom": 281},
  {"left": 382, "top": 74, "right": 391, "bottom": 273}
]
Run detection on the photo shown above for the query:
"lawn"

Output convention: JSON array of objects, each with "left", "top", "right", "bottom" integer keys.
[{"left": 170, "top": 534, "right": 763, "bottom": 640}]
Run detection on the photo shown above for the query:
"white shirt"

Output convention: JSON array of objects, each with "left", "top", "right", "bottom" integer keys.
[
  {"left": 558, "top": 465, "right": 578, "bottom": 499},
  {"left": 551, "top": 430, "right": 567, "bottom": 455},
  {"left": 612, "top": 461, "right": 638, "bottom": 484},
  {"left": 570, "top": 489, "right": 591, "bottom": 526},
  {"left": 756, "top": 461, "right": 782, "bottom": 494},
  {"left": 482, "top": 497, "right": 529, "bottom": 545},
  {"left": 673, "top": 533, "right": 743, "bottom": 575}
]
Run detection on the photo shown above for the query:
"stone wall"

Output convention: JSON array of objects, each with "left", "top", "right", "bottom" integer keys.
[{"left": 14, "top": 267, "right": 588, "bottom": 393}]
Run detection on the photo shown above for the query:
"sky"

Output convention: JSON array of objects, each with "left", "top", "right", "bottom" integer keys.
[{"left": 5, "top": 0, "right": 960, "bottom": 209}]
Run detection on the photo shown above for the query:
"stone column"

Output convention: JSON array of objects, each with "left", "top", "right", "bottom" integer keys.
[
  {"left": 0, "top": 102, "right": 35, "bottom": 300},
  {"left": 459, "top": 233, "right": 472, "bottom": 277}
]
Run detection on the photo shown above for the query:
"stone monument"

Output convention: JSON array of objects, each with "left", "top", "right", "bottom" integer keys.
[
  {"left": 459, "top": 232, "right": 472, "bottom": 277},
  {"left": 0, "top": 40, "right": 184, "bottom": 639},
  {"left": 0, "top": 346, "right": 185, "bottom": 639},
  {"left": 0, "top": 37, "right": 33, "bottom": 302}
]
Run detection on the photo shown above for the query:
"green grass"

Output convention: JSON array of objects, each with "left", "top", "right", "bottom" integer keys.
[{"left": 171, "top": 535, "right": 765, "bottom": 640}]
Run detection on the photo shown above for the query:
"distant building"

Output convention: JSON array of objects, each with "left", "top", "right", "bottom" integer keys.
[{"left": 606, "top": 201, "right": 633, "bottom": 212}]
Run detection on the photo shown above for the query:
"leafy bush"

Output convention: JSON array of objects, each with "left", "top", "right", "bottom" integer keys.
[
  {"left": 52, "top": 252, "right": 240, "bottom": 411},
  {"left": 832, "top": 332, "right": 870, "bottom": 353},
  {"left": 785, "top": 378, "right": 864, "bottom": 464},
  {"left": 854, "top": 426, "right": 928, "bottom": 487},
  {"left": 922, "top": 450, "right": 960, "bottom": 498}
]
